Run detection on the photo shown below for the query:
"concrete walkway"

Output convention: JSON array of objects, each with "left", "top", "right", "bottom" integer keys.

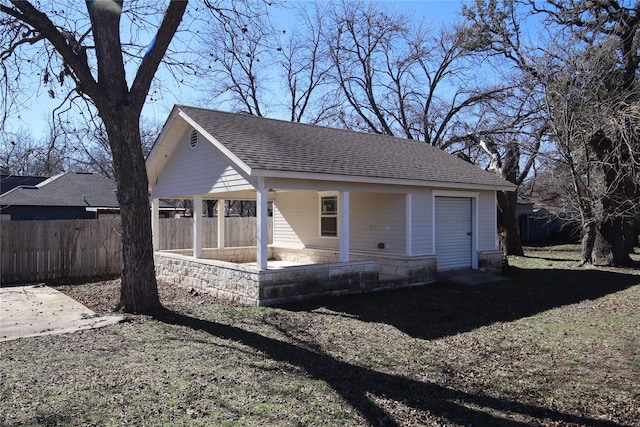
[
  {"left": 0, "top": 284, "right": 122, "bottom": 342},
  {"left": 438, "top": 269, "right": 508, "bottom": 286}
]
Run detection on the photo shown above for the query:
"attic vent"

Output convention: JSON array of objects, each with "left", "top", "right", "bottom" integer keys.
[{"left": 189, "top": 129, "right": 199, "bottom": 149}]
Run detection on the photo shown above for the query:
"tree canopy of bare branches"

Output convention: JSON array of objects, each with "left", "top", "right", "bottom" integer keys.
[
  {"left": 1, "top": 0, "right": 188, "bottom": 313},
  {"left": 465, "top": 0, "right": 639, "bottom": 265}
]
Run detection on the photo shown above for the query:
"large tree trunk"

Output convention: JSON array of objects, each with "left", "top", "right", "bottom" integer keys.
[
  {"left": 623, "top": 219, "right": 636, "bottom": 253},
  {"left": 594, "top": 217, "right": 633, "bottom": 266},
  {"left": 470, "top": 135, "right": 528, "bottom": 256},
  {"left": 1, "top": 0, "right": 188, "bottom": 314},
  {"left": 104, "top": 113, "right": 161, "bottom": 313},
  {"left": 497, "top": 190, "right": 524, "bottom": 256},
  {"left": 580, "top": 220, "right": 596, "bottom": 265},
  {"left": 206, "top": 200, "right": 217, "bottom": 218},
  {"left": 590, "top": 131, "right": 635, "bottom": 266}
]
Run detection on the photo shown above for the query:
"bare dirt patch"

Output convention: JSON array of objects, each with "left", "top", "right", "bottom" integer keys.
[{"left": 2, "top": 246, "right": 639, "bottom": 426}]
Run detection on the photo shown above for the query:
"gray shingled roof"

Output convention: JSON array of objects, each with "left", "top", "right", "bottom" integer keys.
[
  {"left": 0, "top": 172, "right": 119, "bottom": 207},
  {"left": 1, "top": 175, "right": 48, "bottom": 194},
  {"left": 177, "top": 106, "right": 514, "bottom": 189}
]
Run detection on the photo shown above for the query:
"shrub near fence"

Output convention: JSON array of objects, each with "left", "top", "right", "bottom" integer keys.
[{"left": 1, "top": 217, "right": 272, "bottom": 284}]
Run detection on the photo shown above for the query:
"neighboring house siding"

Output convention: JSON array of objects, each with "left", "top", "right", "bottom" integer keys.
[
  {"left": 1, "top": 206, "right": 97, "bottom": 221},
  {"left": 152, "top": 130, "right": 255, "bottom": 198},
  {"left": 350, "top": 192, "right": 406, "bottom": 254}
]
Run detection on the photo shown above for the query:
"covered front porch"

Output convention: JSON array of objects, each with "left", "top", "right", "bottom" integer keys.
[
  {"left": 154, "top": 188, "right": 441, "bottom": 305},
  {"left": 153, "top": 244, "right": 437, "bottom": 306}
]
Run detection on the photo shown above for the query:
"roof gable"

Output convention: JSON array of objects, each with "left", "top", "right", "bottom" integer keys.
[
  {"left": 148, "top": 105, "right": 515, "bottom": 191},
  {"left": 149, "top": 121, "right": 255, "bottom": 198}
]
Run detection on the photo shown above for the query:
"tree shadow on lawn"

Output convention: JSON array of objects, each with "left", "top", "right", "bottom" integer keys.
[
  {"left": 283, "top": 267, "right": 640, "bottom": 341},
  {"left": 520, "top": 255, "right": 581, "bottom": 262},
  {"left": 153, "top": 308, "right": 630, "bottom": 427}
]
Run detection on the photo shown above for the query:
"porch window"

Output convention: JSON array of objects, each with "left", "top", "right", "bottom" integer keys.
[{"left": 320, "top": 195, "right": 338, "bottom": 237}]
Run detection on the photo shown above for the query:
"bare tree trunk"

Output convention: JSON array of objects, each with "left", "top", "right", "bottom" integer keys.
[
  {"left": 594, "top": 217, "right": 632, "bottom": 266},
  {"left": 623, "top": 219, "right": 636, "bottom": 253},
  {"left": 580, "top": 220, "right": 596, "bottom": 265},
  {"left": 590, "top": 131, "right": 634, "bottom": 266},
  {"left": 471, "top": 135, "right": 526, "bottom": 256},
  {"left": 104, "top": 114, "right": 161, "bottom": 313},
  {"left": 1, "top": 1, "right": 186, "bottom": 313},
  {"left": 206, "top": 200, "right": 217, "bottom": 218},
  {"left": 497, "top": 190, "right": 524, "bottom": 256}
]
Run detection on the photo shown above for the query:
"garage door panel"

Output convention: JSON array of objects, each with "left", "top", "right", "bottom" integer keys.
[{"left": 435, "top": 197, "right": 472, "bottom": 270}]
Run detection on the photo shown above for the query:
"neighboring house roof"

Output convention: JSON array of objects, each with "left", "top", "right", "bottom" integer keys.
[
  {"left": 0, "top": 175, "right": 48, "bottom": 194},
  {"left": 0, "top": 172, "right": 119, "bottom": 208},
  {"left": 155, "top": 105, "right": 515, "bottom": 191},
  {"left": 519, "top": 196, "right": 573, "bottom": 216},
  {"left": 157, "top": 200, "right": 186, "bottom": 210}
]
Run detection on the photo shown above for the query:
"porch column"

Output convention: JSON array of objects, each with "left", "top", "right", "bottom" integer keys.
[
  {"left": 151, "top": 198, "right": 160, "bottom": 251},
  {"left": 405, "top": 193, "right": 413, "bottom": 256},
  {"left": 217, "top": 199, "right": 225, "bottom": 249},
  {"left": 193, "top": 195, "right": 203, "bottom": 258},
  {"left": 338, "top": 191, "right": 350, "bottom": 262},
  {"left": 256, "top": 186, "right": 268, "bottom": 270}
]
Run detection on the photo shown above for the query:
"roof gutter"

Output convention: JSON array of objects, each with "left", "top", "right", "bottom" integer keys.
[{"left": 250, "top": 169, "right": 517, "bottom": 192}]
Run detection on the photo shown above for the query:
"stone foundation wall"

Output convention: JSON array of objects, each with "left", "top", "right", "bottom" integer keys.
[
  {"left": 155, "top": 252, "right": 380, "bottom": 306},
  {"left": 478, "top": 250, "right": 505, "bottom": 274},
  {"left": 350, "top": 252, "right": 437, "bottom": 284},
  {"left": 155, "top": 247, "right": 439, "bottom": 306},
  {"left": 154, "top": 253, "right": 260, "bottom": 305},
  {"left": 271, "top": 247, "right": 437, "bottom": 286},
  {"left": 270, "top": 247, "right": 338, "bottom": 264},
  {"left": 259, "top": 260, "right": 379, "bottom": 305}
]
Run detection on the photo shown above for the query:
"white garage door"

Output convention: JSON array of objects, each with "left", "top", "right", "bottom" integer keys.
[{"left": 435, "top": 197, "right": 472, "bottom": 270}]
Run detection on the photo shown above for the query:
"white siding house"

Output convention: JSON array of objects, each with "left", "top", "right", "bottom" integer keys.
[{"left": 146, "top": 106, "right": 515, "bottom": 305}]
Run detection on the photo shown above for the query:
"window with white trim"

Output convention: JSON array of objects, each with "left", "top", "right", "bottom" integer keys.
[{"left": 320, "top": 195, "right": 338, "bottom": 237}]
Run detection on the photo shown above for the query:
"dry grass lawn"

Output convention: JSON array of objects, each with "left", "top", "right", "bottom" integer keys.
[{"left": 1, "top": 244, "right": 639, "bottom": 426}]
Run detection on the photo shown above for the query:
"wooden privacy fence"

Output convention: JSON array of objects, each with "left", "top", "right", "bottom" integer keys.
[
  {"left": 1, "top": 218, "right": 123, "bottom": 284},
  {"left": 1, "top": 217, "right": 272, "bottom": 284},
  {"left": 158, "top": 217, "right": 272, "bottom": 250}
]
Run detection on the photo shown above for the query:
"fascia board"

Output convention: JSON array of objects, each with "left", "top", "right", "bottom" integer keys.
[
  {"left": 252, "top": 169, "right": 517, "bottom": 192},
  {"left": 146, "top": 111, "right": 188, "bottom": 191},
  {"left": 146, "top": 110, "right": 179, "bottom": 166}
]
